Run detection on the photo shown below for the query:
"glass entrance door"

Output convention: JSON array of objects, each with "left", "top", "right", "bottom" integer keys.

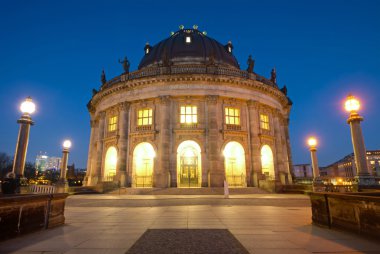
[{"left": 179, "top": 155, "right": 198, "bottom": 187}]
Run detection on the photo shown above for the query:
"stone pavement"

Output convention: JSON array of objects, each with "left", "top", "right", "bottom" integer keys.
[{"left": 0, "top": 194, "right": 379, "bottom": 254}]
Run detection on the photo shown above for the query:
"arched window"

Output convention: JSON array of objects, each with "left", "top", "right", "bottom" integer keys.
[
  {"left": 261, "top": 145, "right": 275, "bottom": 178},
  {"left": 132, "top": 142, "right": 155, "bottom": 187},
  {"left": 104, "top": 146, "right": 117, "bottom": 181},
  {"left": 223, "top": 141, "right": 246, "bottom": 187},
  {"left": 177, "top": 140, "right": 202, "bottom": 188}
]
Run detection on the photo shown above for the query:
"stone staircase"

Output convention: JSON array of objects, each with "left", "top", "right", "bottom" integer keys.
[{"left": 110, "top": 187, "right": 269, "bottom": 195}]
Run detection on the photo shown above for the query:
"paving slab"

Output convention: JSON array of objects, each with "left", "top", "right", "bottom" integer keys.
[{"left": 0, "top": 194, "right": 379, "bottom": 254}]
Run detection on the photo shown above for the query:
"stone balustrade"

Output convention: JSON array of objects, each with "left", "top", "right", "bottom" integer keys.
[
  {"left": 0, "top": 193, "right": 68, "bottom": 240},
  {"left": 101, "top": 64, "right": 277, "bottom": 90},
  {"left": 309, "top": 192, "right": 380, "bottom": 238}
]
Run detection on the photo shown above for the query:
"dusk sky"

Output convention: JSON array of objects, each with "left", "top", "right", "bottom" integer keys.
[{"left": 1, "top": 0, "right": 379, "bottom": 168}]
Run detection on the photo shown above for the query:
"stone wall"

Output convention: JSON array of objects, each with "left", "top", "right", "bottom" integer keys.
[
  {"left": 309, "top": 192, "right": 380, "bottom": 238},
  {"left": 0, "top": 193, "right": 68, "bottom": 240}
]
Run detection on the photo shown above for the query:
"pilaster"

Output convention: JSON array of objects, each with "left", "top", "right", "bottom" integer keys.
[
  {"left": 116, "top": 102, "right": 130, "bottom": 186},
  {"left": 206, "top": 95, "right": 223, "bottom": 187},
  {"left": 247, "top": 100, "right": 261, "bottom": 186}
]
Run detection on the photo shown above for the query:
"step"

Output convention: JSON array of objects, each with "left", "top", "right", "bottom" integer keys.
[{"left": 109, "top": 187, "right": 269, "bottom": 195}]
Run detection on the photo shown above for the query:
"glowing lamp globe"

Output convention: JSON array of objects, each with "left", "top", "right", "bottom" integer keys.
[
  {"left": 344, "top": 95, "right": 360, "bottom": 113},
  {"left": 307, "top": 137, "right": 317, "bottom": 148},
  {"left": 63, "top": 140, "right": 72, "bottom": 149},
  {"left": 20, "top": 97, "right": 36, "bottom": 114}
]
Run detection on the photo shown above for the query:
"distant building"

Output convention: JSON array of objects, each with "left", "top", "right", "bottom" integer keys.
[
  {"left": 293, "top": 164, "right": 313, "bottom": 178},
  {"left": 323, "top": 150, "right": 380, "bottom": 179},
  {"left": 35, "top": 152, "right": 61, "bottom": 172}
]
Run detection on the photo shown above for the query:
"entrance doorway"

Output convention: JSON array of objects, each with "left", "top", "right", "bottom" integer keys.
[
  {"left": 132, "top": 142, "right": 155, "bottom": 187},
  {"left": 223, "top": 141, "right": 246, "bottom": 187},
  {"left": 177, "top": 140, "right": 202, "bottom": 187}
]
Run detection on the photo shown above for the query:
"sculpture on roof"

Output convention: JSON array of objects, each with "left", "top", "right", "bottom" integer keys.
[
  {"left": 270, "top": 68, "right": 277, "bottom": 83},
  {"left": 119, "top": 57, "right": 130, "bottom": 74},
  {"left": 247, "top": 55, "right": 255, "bottom": 73},
  {"left": 101, "top": 70, "right": 106, "bottom": 85},
  {"left": 280, "top": 85, "right": 287, "bottom": 95}
]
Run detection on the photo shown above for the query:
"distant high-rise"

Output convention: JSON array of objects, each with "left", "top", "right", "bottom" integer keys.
[{"left": 35, "top": 152, "right": 61, "bottom": 171}]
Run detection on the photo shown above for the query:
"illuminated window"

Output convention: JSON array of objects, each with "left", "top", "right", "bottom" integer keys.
[
  {"left": 185, "top": 36, "right": 191, "bottom": 43},
  {"left": 228, "top": 46, "right": 232, "bottom": 53},
  {"left": 108, "top": 116, "right": 117, "bottom": 132},
  {"left": 261, "top": 145, "right": 274, "bottom": 178},
  {"left": 225, "top": 107, "right": 240, "bottom": 125},
  {"left": 180, "top": 106, "right": 197, "bottom": 124},
  {"left": 138, "top": 109, "right": 153, "bottom": 126},
  {"left": 104, "top": 146, "right": 117, "bottom": 180},
  {"left": 260, "top": 114, "right": 270, "bottom": 130}
]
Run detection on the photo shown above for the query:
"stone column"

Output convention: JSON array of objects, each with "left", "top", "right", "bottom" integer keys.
[
  {"left": 347, "top": 112, "right": 377, "bottom": 188},
  {"left": 206, "top": 95, "right": 223, "bottom": 187},
  {"left": 57, "top": 147, "right": 69, "bottom": 192},
  {"left": 247, "top": 100, "right": 261, "bottom": 186},
  {"left": 12, "top": 114, "right": 34, "bottom": 178},
  {"left": 309, "top": 147, "right": 320, "bottom": 178},
  {"left": 156, "top": 96, "right": 170, "bottom": 187},
  {"left": 117, "top": 102, "right": 130, "bottom": 187},
  {"left": 95, "top": 111, "right": 106, "bottom": 185}
]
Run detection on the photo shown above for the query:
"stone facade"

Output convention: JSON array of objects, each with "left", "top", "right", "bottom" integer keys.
[{"left": 84, "top": 28, "right": 293, "bottom": 191}]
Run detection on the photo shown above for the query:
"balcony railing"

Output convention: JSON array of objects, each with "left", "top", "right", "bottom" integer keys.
[
  {"left": 226, "top": 124, "right": 241, "bottom": 131},
  {"left": 136, "top": 125, "right": 152, "bottom": 131},
  {"left": 180, "top": 123, "right": 198, "bottom": 129}
]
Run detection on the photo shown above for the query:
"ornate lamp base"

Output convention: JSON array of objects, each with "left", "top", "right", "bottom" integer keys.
[{"left": 353, "top": 175, "right": 379, "bottom": 191}]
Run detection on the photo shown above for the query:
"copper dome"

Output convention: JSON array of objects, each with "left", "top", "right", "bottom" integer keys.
[{"left": 138, "top": 28, "right": 239, "bottom": 69}]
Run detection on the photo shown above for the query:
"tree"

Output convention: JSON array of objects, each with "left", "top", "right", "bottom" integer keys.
[
  {"left": 0, "top": 152, "right": 13, "bottom": 178},
  {"left": 24, "top": 162, "right": 37, "bottom": 179}
]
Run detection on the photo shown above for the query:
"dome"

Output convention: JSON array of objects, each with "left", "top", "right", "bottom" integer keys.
[{"left": 138, "top": 28, "right": 240, "bottom": 69}]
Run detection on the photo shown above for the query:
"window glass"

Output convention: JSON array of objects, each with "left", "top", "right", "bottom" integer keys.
[
  {"left": 180, "top": 106, "right": 197, "bottom": 124},
  {"left": 138, "top": 108, "right": 153, "bottom": 126},
  {"left": 260, "top": 114, "right": 270, "bottom": 130},
  {"left": 225, "top": 107, "right": 240, "bottom": 125},
  {"left": 108, "top": 116, "right": 118, "bottom": 132}
]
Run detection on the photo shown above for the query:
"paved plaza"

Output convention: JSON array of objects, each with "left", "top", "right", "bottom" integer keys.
[{"left": 1, "top": 194, "right": 379, "bottom": 254}]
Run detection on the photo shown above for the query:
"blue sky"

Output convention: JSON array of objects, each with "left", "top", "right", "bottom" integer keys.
[{"left": 0, "top": 0, "right": 379, "bottom": 168}]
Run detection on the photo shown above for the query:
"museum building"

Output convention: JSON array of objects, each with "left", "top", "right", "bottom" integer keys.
[{"left": 84, "top": 26, "right": 293, "bottom": 191}]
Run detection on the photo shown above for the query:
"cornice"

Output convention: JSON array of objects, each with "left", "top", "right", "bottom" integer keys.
[{"left": 89, "top": 74, "right": 289, "bottom": 110}]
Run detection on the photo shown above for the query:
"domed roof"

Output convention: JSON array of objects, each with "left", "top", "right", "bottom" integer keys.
[{"left": 138, "top": 28, "right": 239, "bottom": 69}]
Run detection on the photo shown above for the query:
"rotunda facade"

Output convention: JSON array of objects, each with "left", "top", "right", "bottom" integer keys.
[{"left": 84, "top": 27, "right": 293, "bottom": 191}]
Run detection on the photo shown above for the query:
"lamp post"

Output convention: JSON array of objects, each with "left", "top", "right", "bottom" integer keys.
[
  {"left": 307, "top": 137, "right": 319, "bottom": 178},
  {"left": 344, "top": 94, "right": 377, "bottom": 189},
  {"left": 307, "top": 137, "right": 323, "bottom": 191},
  {"left": 58, "top": 140, "right": 71, "bottom": 192},
  {"left": 13, "top": 97, "right": 35, "bottom": 179}
]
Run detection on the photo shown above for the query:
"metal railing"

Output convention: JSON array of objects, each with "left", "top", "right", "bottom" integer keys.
[
  {"left": 226, "top": 174, "right": 246, "bottom": 187},
  {"left": 133, "top": 175, "right": 153, "bottom": 188},
  {"left": 29, "top": 184, "right": 56, "bottom": 194},
  {"left": 103, "top": 173, "right": 116, "bottom": 182}
]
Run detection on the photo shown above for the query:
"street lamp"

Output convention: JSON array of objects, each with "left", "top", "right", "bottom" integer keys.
[
  {"left": 12, "top": 97, "right": 35, "bottom": 179},
  {"left": 307, "top": 136, "right": 323, "bottom": 191},
  {"left": 58, "top": 139, "right": 71, "bottom": 191},
  {"left": 344, "top": 94, "right": 377, "bottom": 189}
]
